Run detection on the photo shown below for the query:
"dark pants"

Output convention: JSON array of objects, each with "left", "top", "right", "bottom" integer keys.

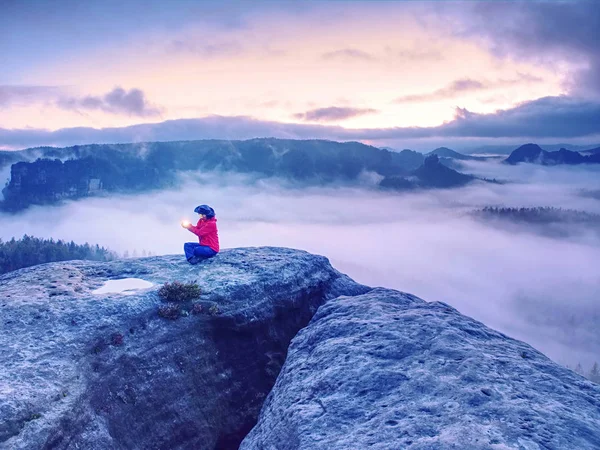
[{"left": 184, "top": 242, "right": 217, "bottom": 264}]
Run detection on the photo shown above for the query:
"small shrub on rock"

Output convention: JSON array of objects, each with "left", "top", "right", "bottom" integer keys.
[
  {"left": 158, "top": 302, "right": 181, "bottom": 320},
  {"left": 158, "top": 281, "right": 201, "bottom": 302},
  {"left": 191, "top": 303, "right": 203, "bottom": 315}
]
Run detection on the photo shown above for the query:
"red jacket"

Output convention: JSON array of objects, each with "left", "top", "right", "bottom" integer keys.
[{"left": 188, "top": 217, "right": 220, "bottom": 252}]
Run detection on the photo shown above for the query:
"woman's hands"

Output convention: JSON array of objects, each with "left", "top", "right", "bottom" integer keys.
[{"left": 181, "top": 220, "right": 191, "bottom": 229}]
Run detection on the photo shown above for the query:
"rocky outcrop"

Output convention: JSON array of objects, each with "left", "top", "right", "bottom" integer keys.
[
  {"left": 2, "top": 247, "right": 600, "bottom": 450},
  {"left": 427, "top": 147, "right": 485, "bottom": 161},
  {"left": 0, "top": 247, "right": 367, "bottom": 449},
  {"left": 242, "top": 289, "right": 600, "bottom": 449},
  {"left": 379, "top": 154, "right": 476, "bottom": 190},
  {"left": 1, "top": 157, "right": 164, "bottom": 211},
  {"left": 425, "top": 147, "right": 490, "bottom": 170},
  {"left": 505, "top": 143, "right": 600, "bottom": 165}
]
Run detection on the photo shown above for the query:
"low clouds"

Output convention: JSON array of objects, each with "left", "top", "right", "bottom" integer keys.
[
  {"left": 293, "top": 106, "right": 378, "bottom": 122},
  {"left": 0, "top": 85, "right": 62, "bottom": 107},
  {"left": 57, "top": 87, "right": 163, "bottom": 117},
  {"left": 2, "top": 95, "right": 598, "bottom": 150},
  {"left": 0, "top": 85, "right": 163, "bottom": 118}
]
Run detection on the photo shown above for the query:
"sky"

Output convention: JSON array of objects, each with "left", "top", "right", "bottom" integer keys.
[{"left": 1, "top": 0, "right": 599, "bottom": 150}]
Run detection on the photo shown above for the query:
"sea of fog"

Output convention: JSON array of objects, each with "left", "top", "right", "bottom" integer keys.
[{"left": 1, "top": 160, "right": 600, "bottom": 369}]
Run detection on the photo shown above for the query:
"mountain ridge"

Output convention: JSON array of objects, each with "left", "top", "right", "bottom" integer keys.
[{"left": 0, "top": 139, "right": 467, "bottom": 211}]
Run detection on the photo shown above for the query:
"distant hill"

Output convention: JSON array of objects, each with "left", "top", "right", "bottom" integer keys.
[
  {"left": 464, "top": 143, "right": 600, "bottom": 156},
  {"left": 0, "top": 138, "right": 433, "bottom": 211},
  {"left": 504, "top": 143, "right": 600, "bottom": 165},
  {"left": 395, "top": 149, "right": 425, "bottom": 170},
  {"left": 379, "top": 154, "right": 476, "bottom": 190},
  {"left": 380, "top": 146, "right": 492, "bottom": 172},
  {"left": 427, "top": 147, "right": 485, "bottom": 161}
]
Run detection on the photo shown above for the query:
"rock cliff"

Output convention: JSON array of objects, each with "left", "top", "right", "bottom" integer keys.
[
  {"left": 2, "top": 247, "right": 599, "bottom": 450},
  {"left": 242, "top": 289, "right": 600, "bottom": 449},
  {"left": 0, "top": 247, "right": 366, "bottom": 449}
]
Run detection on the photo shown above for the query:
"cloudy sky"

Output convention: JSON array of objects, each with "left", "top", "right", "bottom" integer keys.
[{"left": 1, "top": 0, "right": 599, "bottom": 149}]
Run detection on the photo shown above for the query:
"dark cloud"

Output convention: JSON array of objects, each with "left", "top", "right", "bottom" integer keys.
[
  {"left": 321, "top": 48, "right": 375, "bottom": 61},
  {"left": 1, "top": 96, "right": 598, "bottom": 150},
  {"left": 439, "top": 96, "right": 600, "bottom": 139},
  {"left": 294, "top": 107, "right": 378, "bottom": 122},
  {"left": 453, "top": 1, "right": 600, "bottom": 97},
  {"left": 57, "top": 87, "right": 163, "bottom": 117},
  {"left": 0, "top": 85, "right": 62, "bottom": 107}
]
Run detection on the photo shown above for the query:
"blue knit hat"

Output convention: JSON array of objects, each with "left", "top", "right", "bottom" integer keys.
[{"left": 194, "top": 204, "right": 215, "bottom": 218}]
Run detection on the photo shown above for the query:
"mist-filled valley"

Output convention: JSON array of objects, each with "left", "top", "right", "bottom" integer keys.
[{"left": 1, "top": 155, "right": 599, "bottom": 372}]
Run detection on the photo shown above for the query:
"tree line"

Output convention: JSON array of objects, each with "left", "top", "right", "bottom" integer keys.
[
  {"left": 0, "top": 235, "right": 117, "bottom": 274},
  {"left": 474, "top": 206, "right": 600, "bottom": 225}
]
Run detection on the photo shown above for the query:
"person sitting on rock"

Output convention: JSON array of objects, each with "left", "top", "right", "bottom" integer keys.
[{"left": 182, "top": 204, "right": 220, "bottom": 264}]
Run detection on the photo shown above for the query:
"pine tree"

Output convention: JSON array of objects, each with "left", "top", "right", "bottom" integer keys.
[
  {"left": 575, "top": 363, "right": 584, "bottom": 375},
  {"left": 589, "top": 362, "right": 600, "bottom": 383}
]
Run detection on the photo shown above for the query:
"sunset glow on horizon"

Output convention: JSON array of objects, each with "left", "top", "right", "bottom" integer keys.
[{"left": 1, "top": 1, "right": 598, "bottom": 150}]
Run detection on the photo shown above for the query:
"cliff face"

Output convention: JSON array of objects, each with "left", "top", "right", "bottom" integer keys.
[
  {"left": 242, "top": 289, "right": 600, "bottom": 449},
  {"left": 1, "top": 157, "right": 164, "bottom": 211},
  {"left": 1, "top": 247, "right": 600, "bottom": 450},
  {"left": 0, "top": 247, "right": 367, "bottom": 449},
  {"left": 505, "top": 143, "right": 600, "bottom": 165},
  {"left": 379, "top": 154, "right": 476, "bottom": 190}
]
